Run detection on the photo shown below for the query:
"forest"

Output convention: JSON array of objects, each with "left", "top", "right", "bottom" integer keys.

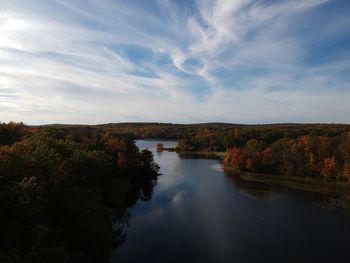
[
  {"left": 174, "top": 123, "right": 350, "bottom": 182},
  {"left": 93, "top": 122, "right": 350, "bottom": 181},
  {"left": 0, "top": 122, "right": 159, "bottom": 263},
  {"left": 1, "top": 121, "right": 350, "bottom": 262},
  {"left": 33, "top": 122, "right": 350, "bottom": 181}
]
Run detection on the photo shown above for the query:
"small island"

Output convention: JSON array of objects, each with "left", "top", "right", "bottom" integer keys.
[{"left": 156, "top": 142, "right": 177, "bottom": 152}]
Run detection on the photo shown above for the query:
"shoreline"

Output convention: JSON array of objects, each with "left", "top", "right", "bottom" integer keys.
[
  {"left": 176, "top": 150, "right": 225, "bottom": 158},
  {"left": 171, "top": 149, "right": 350, "bottom": 195},
  {"left": 165, "top": 148, "right": 350, "bottom": 209},
  {"left": 224, "top": 166, "right": 350, "bottom": 209}
]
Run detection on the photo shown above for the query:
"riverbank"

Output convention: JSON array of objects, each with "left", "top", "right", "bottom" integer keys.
[
  {"left": 161, "top": 147, "right": 350, "bottom": 209},
  {"left": 159, "top": 147, "right": 226, "bottom": 158},
  {"left": 177, "top": 150, "right": 225, "bottom": 159},
  {"left": 224, "top": 166, "right": 350, "bottom": 209}
]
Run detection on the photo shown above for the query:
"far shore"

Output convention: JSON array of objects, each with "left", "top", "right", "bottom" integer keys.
[
  {"left": 177, "top": 150, "right": 225, "bottom": 158},
  {"left": 159, "top": 147, "right": 226, "bottom": 159}
]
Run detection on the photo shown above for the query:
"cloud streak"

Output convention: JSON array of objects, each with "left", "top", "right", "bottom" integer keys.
[{"left": 0, "top": 0, "right": 349, "bottom": 124}]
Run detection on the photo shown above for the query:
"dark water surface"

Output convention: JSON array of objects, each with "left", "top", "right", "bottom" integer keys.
[{"left": 112, "top": 140, "right": 350, "bottom": 263}]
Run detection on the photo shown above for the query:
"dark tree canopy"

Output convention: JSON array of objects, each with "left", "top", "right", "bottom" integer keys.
[{"left": 0, "top": 123, "right": 159, "bottom": 263}]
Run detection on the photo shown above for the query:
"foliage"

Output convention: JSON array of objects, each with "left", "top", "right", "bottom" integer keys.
[
  {"left": 0, "top": 122, "right": 32, "bottom": 146},
  {"left": 0, "top": 124, "right": 159, "bottom": 263},
  {"left": 38, "top": 122, "right": 350, "bottom": 181},
  {"left": 224, "top": 133, "right": 350, "bottom": 181}
]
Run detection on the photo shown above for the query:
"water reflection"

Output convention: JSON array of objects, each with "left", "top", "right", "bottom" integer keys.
[
  {"left": 223, "top": 171, "right": 286, "bottom": 201},
  {"left": 224, "top": 168, "right": 349, "bottom": 208},
  {"left": 113, "top": 140, "right": 350, "bottom": 263}
]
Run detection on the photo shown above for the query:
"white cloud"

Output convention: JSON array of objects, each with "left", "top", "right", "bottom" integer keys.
[{"left": 0, "top": 0, "right": 349, "bottom": 124}]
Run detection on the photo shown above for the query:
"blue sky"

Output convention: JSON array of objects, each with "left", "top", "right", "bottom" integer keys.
[{"left": 1, "top": 0, "right": 350, "bottom": 124}]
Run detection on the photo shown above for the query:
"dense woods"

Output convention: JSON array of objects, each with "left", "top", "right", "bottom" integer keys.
[
  {"left": 0, "top": 121, "right": 33, "bottom": 146},
  {"left": 91, "top": 122, "right": 350, "bottom": 181},
  {"left": 223, "top": 134, "right": 350, "bottom": 181},
  {"left": 31, "top": 122, "right": 350, "bottom": 182},
  {"left": 173, "top": 123, "right": 350, "bottom": 181},
  {"left": 0, "top": 122, "right": 159, "bottom": 263},
  {"left": 1, "top": 121, "right": 350, "bottom": 261},
  {"left": 50, "top": 122, "right": 240, "bottom": 140}
]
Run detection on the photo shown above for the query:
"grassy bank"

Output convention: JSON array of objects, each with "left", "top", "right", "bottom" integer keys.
[
  {"left": 163, "top": 147, "right": 350, "bottom": 209},
  {"left": 176, "top": 150, "right": 226, "bottom": 159},
  {"left": 224, "top": 166, "right": 350, "bottom": 209}
]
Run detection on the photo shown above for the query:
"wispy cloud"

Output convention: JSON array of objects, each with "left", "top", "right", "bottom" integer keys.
[{"left": 0, "top": 0, "right": 349, "bottom": 124}]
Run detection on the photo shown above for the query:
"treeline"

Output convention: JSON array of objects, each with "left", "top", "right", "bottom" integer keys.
[
  {"left": 44, "top": 123, "right": 350, "bottom": 146},
  {"left": 0, "top": 122, "right": 159, "bottom": 263},
  {"left": 176, "top": 124, "right": 350, "bottom": 151},
  {"left": 96, "top": 123, "right": 186, "bottom": 139},
  {"left": 0, "top": 121, "right": 34, "bottom": 145},
  {"left": 39, "top": 122, "right": 350, "bottom": 181},
  {"left": 47, "top": 123, "right": 188, "bottom": 139},
  {"left": 95, "top": 122, "right": 350, "bottom": 181},
  {"left": 224, "top": 134, "right": 350, "bottom": 181},
  {"left": 170, "top": 123, "right": 350, "bottom": 181},
  {"left": 49, "top": 122, "right": 242, "bottom": 140}
]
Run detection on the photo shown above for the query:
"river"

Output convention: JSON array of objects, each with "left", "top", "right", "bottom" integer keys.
[{"left": 112, "top": 140, "right": 350, "bottom": 262}]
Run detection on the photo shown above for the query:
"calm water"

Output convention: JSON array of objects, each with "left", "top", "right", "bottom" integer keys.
[{"left": 112, "top": 140, "right": 350, "bottom": 263}]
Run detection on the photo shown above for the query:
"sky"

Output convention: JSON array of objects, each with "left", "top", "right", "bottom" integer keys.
[{"left": 1, "top": 0, "right": 350, "bottom": 124}]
